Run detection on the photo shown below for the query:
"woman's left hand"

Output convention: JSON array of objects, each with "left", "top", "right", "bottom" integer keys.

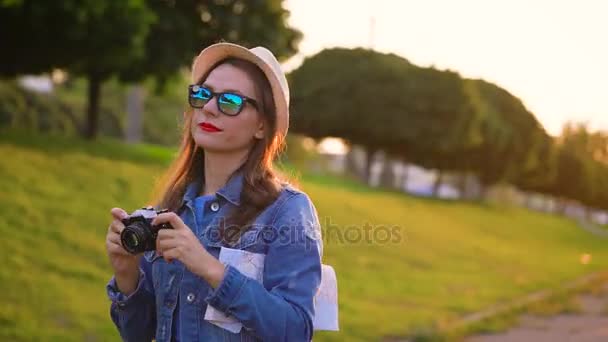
[{"left": 153, "top": 212, "right": 226, "bottom": 288}]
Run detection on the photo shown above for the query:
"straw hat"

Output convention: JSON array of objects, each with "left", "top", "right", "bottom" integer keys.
[{"left": 191, "top": 42, "right": 290, "bottom": 137}]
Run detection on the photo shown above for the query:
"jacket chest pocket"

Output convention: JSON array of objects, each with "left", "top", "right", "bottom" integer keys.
[{"left": 234, "top": 228, "right": 264, "bottom": 252}]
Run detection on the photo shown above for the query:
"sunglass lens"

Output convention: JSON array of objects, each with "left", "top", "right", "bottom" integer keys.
[
  {"left": 218, "top": 93, "right": 244, "bottom": 115},
  {"left": 189, "top": 86, "right": 212, "bottom": 108}
]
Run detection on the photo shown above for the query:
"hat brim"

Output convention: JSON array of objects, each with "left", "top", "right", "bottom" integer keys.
[{"left": 191, "top": 43, "right": 289, "bottom": 137}]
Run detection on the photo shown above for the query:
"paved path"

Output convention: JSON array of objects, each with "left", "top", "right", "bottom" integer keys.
[{"left": 466, "top": 286, "right": 608, "bottom": 342}]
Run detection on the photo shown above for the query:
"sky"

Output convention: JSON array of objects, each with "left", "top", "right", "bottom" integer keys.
[{"left": 282, "top": 0, "right": 608, "bottom": 136}]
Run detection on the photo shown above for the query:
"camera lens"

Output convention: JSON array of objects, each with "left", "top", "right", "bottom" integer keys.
[
  {"left": 120, "top": 222, "right": 152, "bottom": 254},
  {"left": 123, "top": 230, "right": 140, "bottom": 250}
]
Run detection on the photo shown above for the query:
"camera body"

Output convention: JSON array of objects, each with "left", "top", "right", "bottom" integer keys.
[{"left": 120, "top": 207, "right": 172, "bottom": 254}]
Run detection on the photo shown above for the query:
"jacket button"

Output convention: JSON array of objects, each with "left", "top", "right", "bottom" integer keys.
[
  {"left": 187, "top": 293, "right": 196, "bottom": 303},
  {"left": 210, "top": 202, "right": 220, "bottom": 212}
]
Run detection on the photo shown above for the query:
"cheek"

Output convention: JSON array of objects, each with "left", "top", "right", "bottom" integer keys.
[
  {"left": 221, "top": 127, "right": 254, "bottom": 147},
  {"left": 226, "top": 113, "right": 260, "bottom": 138},
  {"left": 189, "top": 113, "right": 199, "bottom": 133}
]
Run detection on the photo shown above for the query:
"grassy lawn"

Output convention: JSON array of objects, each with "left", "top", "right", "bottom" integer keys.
[{"left": 1, "top": 131, "right": 606, "bottom": 341}]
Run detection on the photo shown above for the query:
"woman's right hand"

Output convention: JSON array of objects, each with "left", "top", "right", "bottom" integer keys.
[{"left": 106, "top": 207, "right": 141, "bottom": 294}]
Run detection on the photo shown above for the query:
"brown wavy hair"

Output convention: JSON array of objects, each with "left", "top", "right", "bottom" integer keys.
[{"left": 148, "top": 58, "right": 295, "bottom": 244}]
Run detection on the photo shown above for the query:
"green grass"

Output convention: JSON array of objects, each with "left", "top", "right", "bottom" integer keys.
[
  {"left": 1, "top": 132, "right": 608, "bottom": 341},
  {"left": 0, "top": 128, "right": 177, "bottom": 166}
]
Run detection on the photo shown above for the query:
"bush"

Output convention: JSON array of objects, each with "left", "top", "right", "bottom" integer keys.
[{"left": 0, "top": 79, "right": 79, "bottom": 135}]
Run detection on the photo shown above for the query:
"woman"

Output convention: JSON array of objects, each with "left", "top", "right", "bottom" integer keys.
[{"left": 105, "top": 42, "right": 323, "bottom": 342}]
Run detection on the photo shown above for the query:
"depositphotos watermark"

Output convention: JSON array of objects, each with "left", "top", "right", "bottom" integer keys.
[
  {"left": 206, "top": 217, "right": 405, "bottom": 247},
  {"left": 317, "top": 217, "right": 404, "bottom": 245}
]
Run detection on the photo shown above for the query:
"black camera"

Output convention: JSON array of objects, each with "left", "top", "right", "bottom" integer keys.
[{"left": 120, "top": 207, "right": 173, "bottom": 254}]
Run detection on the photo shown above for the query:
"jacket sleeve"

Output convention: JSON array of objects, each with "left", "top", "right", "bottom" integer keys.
[
  {"left": 106, "top": 255, "right": 157, "bottom": 342},
  {"left": 205, "top": 192, "right": 323, "bottom": 341}
]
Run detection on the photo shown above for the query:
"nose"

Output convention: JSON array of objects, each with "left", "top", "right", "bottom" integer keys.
[{"left": 201, "top": 95, "right": 220, "bottom": 117}]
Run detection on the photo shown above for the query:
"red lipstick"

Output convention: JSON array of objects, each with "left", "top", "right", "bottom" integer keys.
[{"left": 198, "top": 122, "right": 222, "bottom": 132}]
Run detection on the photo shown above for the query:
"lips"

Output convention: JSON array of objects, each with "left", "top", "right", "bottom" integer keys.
[{"left": 198, "top": 122, "right": 222, "bottom": 132}]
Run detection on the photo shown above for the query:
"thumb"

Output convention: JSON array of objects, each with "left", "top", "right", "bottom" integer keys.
[{"left": 111, "top": 207, "right": 129, "bottom": 221}]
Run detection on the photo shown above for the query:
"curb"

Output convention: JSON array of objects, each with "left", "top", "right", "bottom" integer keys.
[{"left": 448, "top": 270, "right": 608, "bottom": 331}]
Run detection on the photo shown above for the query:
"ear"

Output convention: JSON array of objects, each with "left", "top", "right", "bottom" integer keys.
[{"left": 254, "top": 120, "right": 265, "bottom": 139}]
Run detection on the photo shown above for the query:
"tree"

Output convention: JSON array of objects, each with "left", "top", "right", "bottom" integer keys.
[
  {"left": 389, "top": 68, "right": 482, "bottom": 193},
  {"left": 465, "top": 79, "right": 546, "bottom": 197},
  {"left": 551, "top": 123, "right": 608, "bottom": 212},
  {"left": 290, "top": 48, "right": 415, "bottom": 181},
  {"left": 1, "top": 0, "right": 301, "bottom": 139},
  {"left": 288, "top": 47, "right": 607, "bottom": 207},
  {"left": 120, "top": 0, "right": 302, "bottom": 85},
  {"left": 513, "top": 132, "right": 558, "bottom": 197},
  {"left": 0, "top": 0, "right": 155, "bottom": 138},
  {"left": 289, "top": 48, "right": 481, "bottom": 185}
]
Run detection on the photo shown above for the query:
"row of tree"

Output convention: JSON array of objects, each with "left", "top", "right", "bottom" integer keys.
[
  {"left": 0, "top": 0, "right": 300, "bottom": 139},
  {"left": 2, "top": 3, "right": 605, "bottom": 212},
  {"left": 288, "top": 48, "right": 608, "bottom": 212}
]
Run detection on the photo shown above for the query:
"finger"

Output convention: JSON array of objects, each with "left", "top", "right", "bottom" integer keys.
[
  {"left": 107, "top": 243, "right": 128, "bottom": 256},
  {"left": 155, "top": 233, "right": 181, "bottom": 257},
  {"left": 111, "top": 207, "right": 129, "bottom": 221},
  {"left": 109, "top": 219, "right": 125, "bottom": 234},
  {"left": 107, "top": 232, "right": 122, "bottom": 245},
  {"left": 152, "top": 212, "right": 184, "bottom": 230},
  {"left": 156, "top": 232, "right": 171, "bottom": 252},
  {"left": 157, "top": 228, "right": 176, "bottom": 240},
  {"left": 107, "top": 241, "right": 132, "bottom": 257},
  {"left": 162, "top": 247, "right": 179, "bottom": 263},
  {"left": 157, "top": 237, "right": 178, "bottom": 252}
]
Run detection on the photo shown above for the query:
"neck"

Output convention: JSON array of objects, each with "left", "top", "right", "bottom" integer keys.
[{"left": 200, "top": 148, "right": 249, "bottom": 196}]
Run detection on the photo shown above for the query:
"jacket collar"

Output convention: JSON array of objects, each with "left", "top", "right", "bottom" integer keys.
[{"left": 182, "top": 168, "right": 244, "bottom": 207}]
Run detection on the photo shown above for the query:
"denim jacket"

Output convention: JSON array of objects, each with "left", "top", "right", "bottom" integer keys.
[{"left": 106, "top": 170, "right": 323, "bottom": 341}]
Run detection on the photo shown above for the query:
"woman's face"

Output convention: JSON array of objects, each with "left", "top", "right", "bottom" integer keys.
[{"left": 190, "top": 63, "right": 265, "bottom": 154}]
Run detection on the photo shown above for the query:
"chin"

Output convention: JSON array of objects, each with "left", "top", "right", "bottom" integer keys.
[
  {"left": 192, "top": 135, "right": 230, "bottom": 153},
  {"left": 193, "top": 137, "right": 217, "bottom": 150},
  {"left": 191, "top": 130, "right": 255, "bottom": 154}
]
